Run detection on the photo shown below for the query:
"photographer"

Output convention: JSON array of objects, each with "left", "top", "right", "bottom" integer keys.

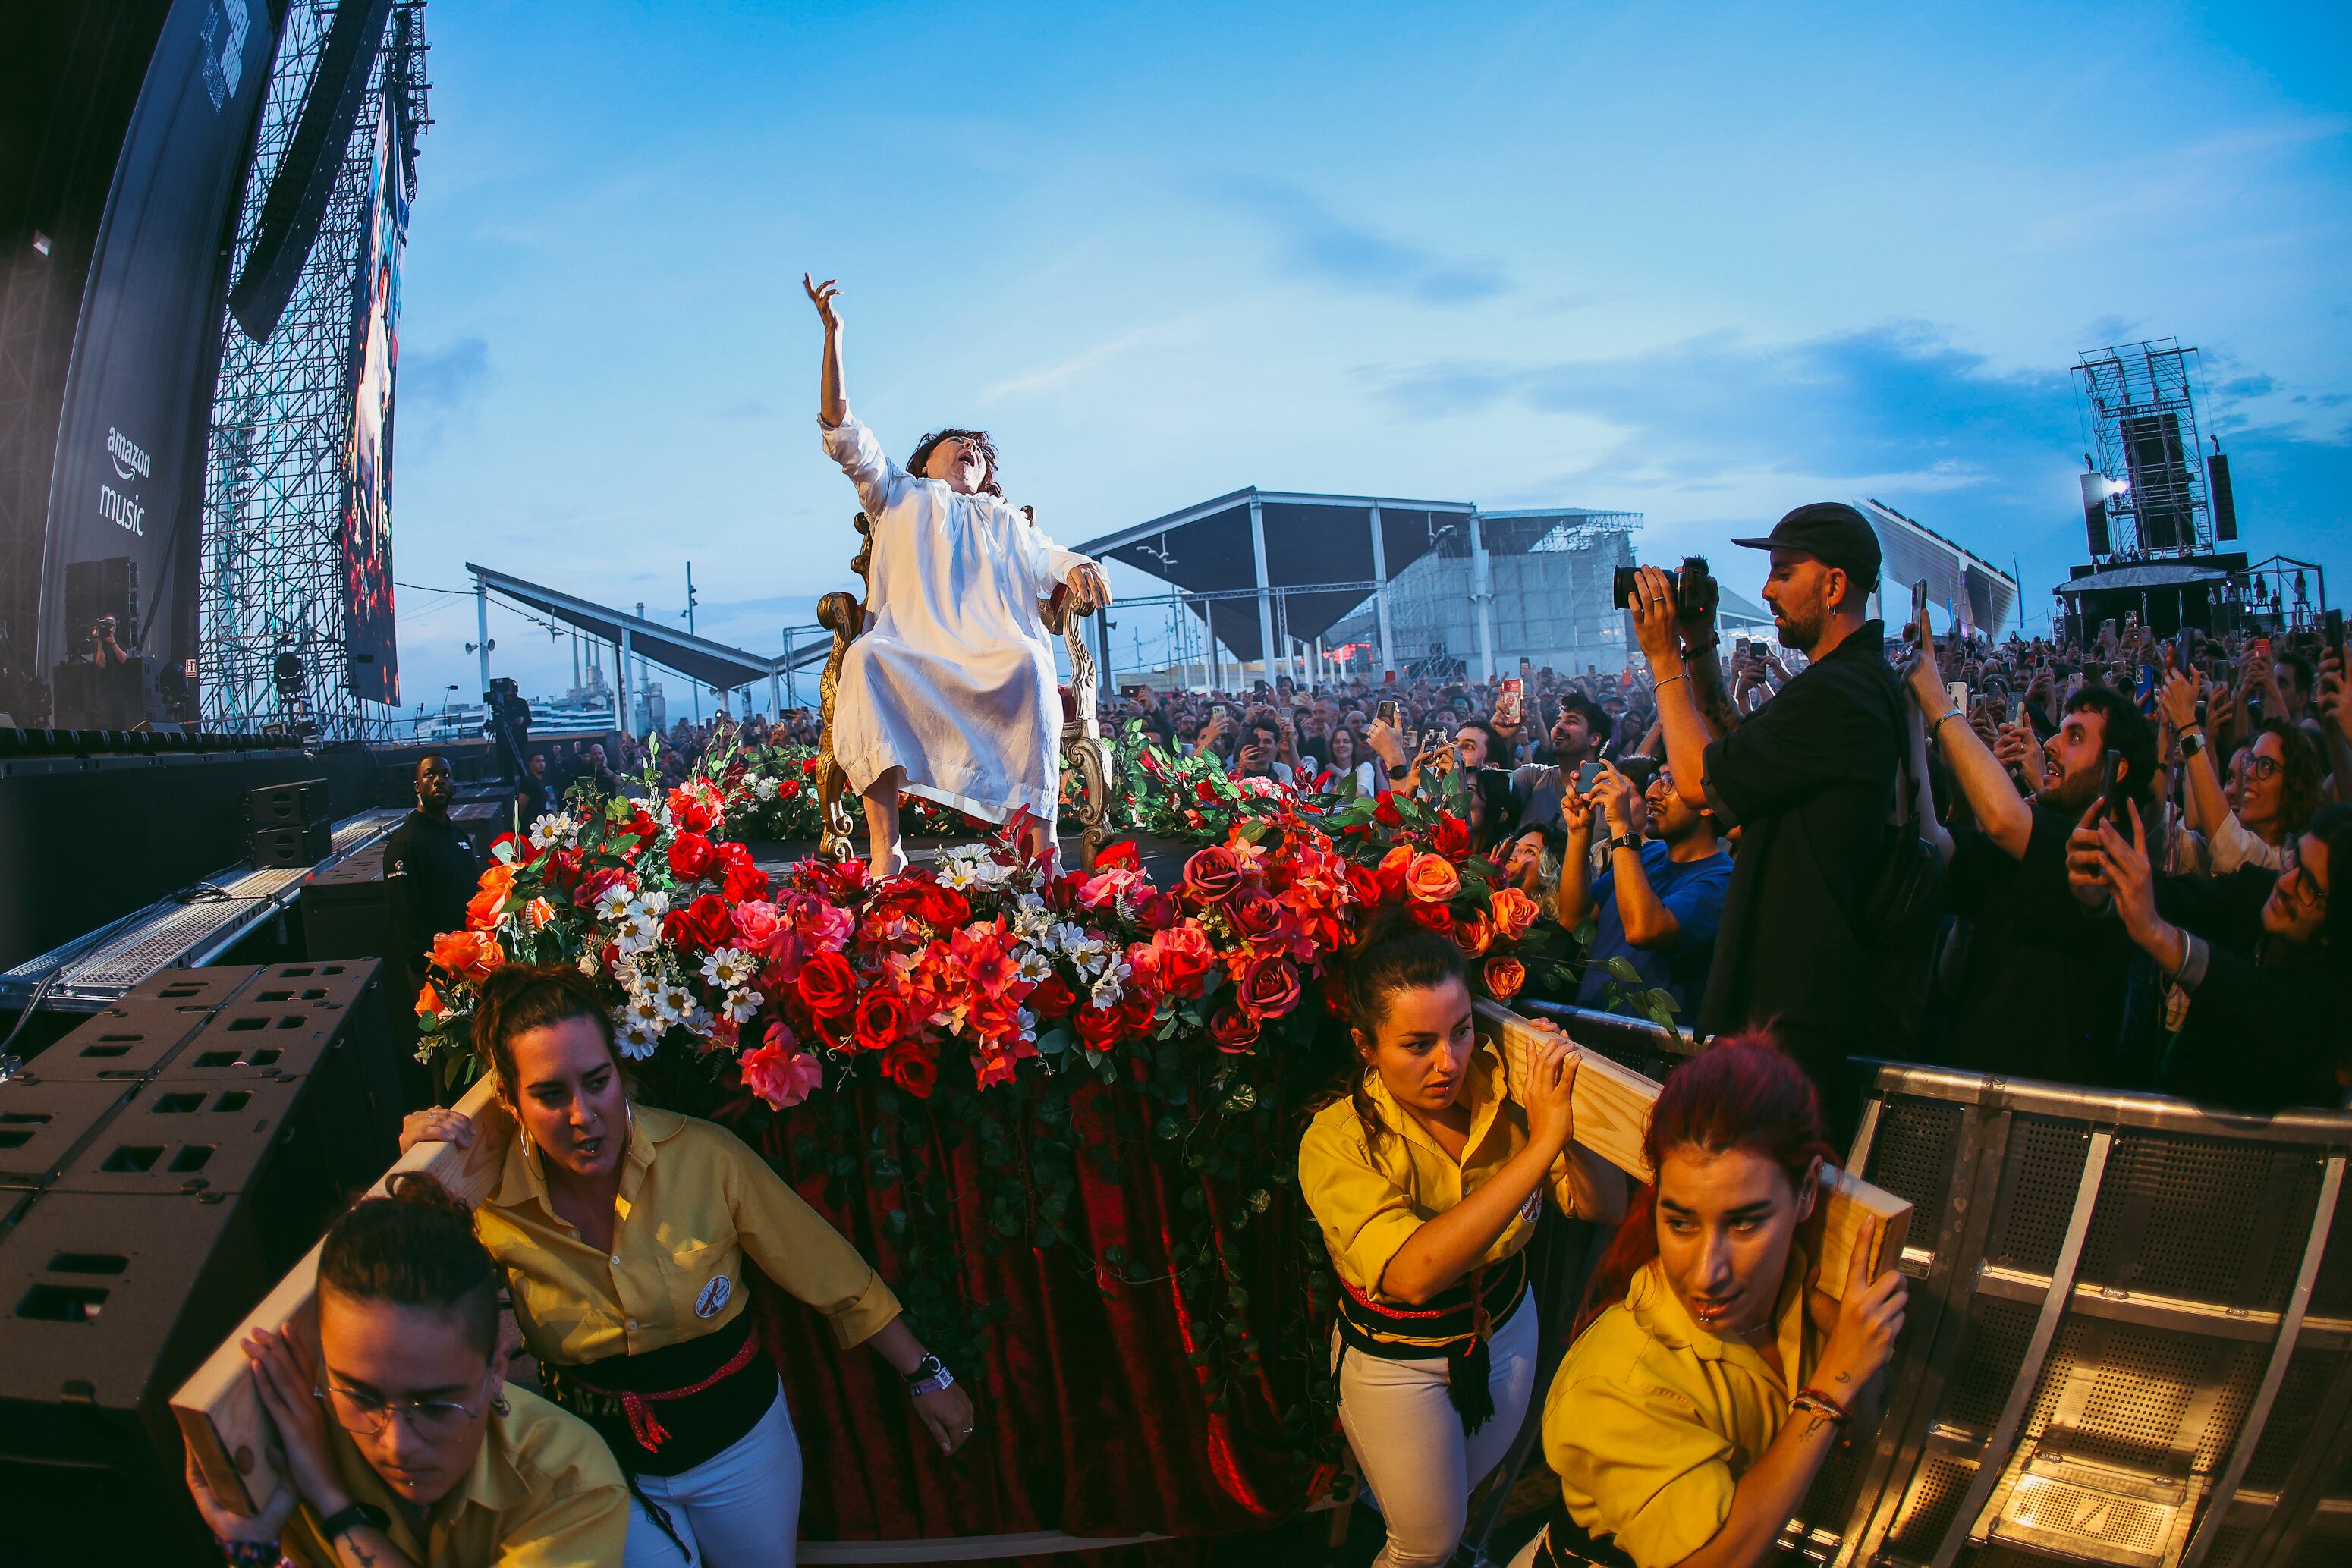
[
  {"left": 2069, "top": 802, "right": 2351, "bottom": 1112},
  {"left": 1906, "top": 625, "right": 2155, "bottom": 1084},
  {"left": 1556, "top": 760, "right": 1731, "bottom": 1020},
  {"left": 1631, "top": 505, "right": 1904, "bottom": 1130}
]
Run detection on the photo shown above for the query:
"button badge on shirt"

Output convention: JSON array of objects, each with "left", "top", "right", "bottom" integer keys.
[
  {"left": 1517, "top": 1189, "right": 1544, "bottom": 1225},
  {"left": 696, "top": 1274, "right": 733, "bottom": 1319}
]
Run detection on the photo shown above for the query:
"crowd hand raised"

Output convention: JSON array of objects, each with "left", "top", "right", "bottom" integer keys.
[
  {"left": 2159, "top": 667, "right": 2204, "bottom": 734},
  {"left": 1810, "top": 1217, "right": 1908, "bottom": 1395},
  {"left": 398, "top": 1105, "right": 476, "bottom": 1158},
  {"left": 1592, "top": 762, "right": 1637, "bottom": 837},
  {"left": 242, "top": 1325, "right": 347, "bottom": 1516},
  {"left": 1627, "top": 565, "right": 1684, "bottom": 666},
  {"left": 2065, "top": 800, "right": 2116, "bottom": 908},
  {"left": 801, "top": 273, "right": 841, "bottom": 331},
  {"left": 2095, "top": 799, "right": 2164, "bottom": 946},
  {"left": 1993, "top": 724, "right": 2042, "bottom": 789},
  {"left": 913, "top": 1380, "right": 979, "bottom": 1458},
  {"left": 1363, "top": 717, "right": 1409, "bottom": 769},
  {"left": 1901, "top": 621, "right": 1946, "bottom": 712}
]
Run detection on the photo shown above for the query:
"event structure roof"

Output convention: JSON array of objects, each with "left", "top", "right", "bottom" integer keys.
[
  {"left": 465, "top": 563, "right": 781, "bottom": 693},
  {"left": 1852, "top": 497, "right": 2021, "bottom": 635}
]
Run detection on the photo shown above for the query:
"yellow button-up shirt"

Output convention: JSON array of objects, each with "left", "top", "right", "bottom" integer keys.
[
  {"left": 289, "top": 1385, "right": 627, "bottom": 1568},
  {"left": 1297, "top": 1040, "right": 1590, "bottom": 1315},
  {"left": 475, "top": 1104, "right": 901, "bottom": 1368},
  {"left": 1542, "top": 1252, "right": 1819, "bottom": 1568}
]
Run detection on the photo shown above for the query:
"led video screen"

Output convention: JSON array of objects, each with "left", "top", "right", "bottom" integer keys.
[{"left": 341, "top": 94, "right": 404, "bottom": 704}]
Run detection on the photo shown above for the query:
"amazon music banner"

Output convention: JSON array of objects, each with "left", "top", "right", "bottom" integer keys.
[
  {"left": 341, "top": 93, "right": 404, "bottom": 705},
  {"left": 5, "top": 1, "right": 281, "bottom": 725}
]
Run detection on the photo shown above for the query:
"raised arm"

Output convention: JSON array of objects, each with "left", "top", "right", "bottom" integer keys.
[
  {"left": 804, "top": 273, "right": 848, "bottom": 428},
  {"left": 1630, "top": 566, "right": 1712, "bottom": 809},
  {"left": 1907, "top": 623, "right": 2030, "bottom": 859}
]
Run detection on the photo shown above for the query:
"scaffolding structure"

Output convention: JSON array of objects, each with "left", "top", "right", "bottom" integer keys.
[
  {"left": 2074, "top": 338, "right": 2210, "bottom": 561},
  {"left": 198, "top": 2, "right": 429, "bottom": 738}
]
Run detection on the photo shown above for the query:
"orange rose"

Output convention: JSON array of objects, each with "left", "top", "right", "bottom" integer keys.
[
  {"left": 429, "top": 929, "right": 506, "bottom": 984},
  {"left": 1405, "top": 852, "right": 1461, "bottom": 903},
  {"left": 1483, "top": 955, "right": 1527, "bottom": 1001},
  {"left": 478, "top": 861, "right": 517, "bottom": 900},
  {"left": 413, "top": 981, "right": 443, "bottom": 1017},
  {"left": 1451, "top": 910, "right": 1492, "bottom": 957},
  {"left": 466, "top": 885, "right": 511, "bottom": 931},
  {"left": 524, "top": 896, "right": 558, "bottom": 931},
  {"left": 1486, "top": 888, "right": 1539, "bottom": 943}
]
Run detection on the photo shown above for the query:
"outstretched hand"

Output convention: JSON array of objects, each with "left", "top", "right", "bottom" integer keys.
[
  {"left": 803, "top": 273, "right": 841, "bottom": 332},
  {"left": 1063, "top": 563, "right": 1115, "bottom": 613}
]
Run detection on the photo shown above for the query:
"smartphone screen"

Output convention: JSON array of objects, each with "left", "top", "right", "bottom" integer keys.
[
  {"left": 1375, "top": 699, "right": 1399, "bottom": 728},
  {"left": 1495, "top": 677, "right": 1523, "bottom": 727},
  {"left": 1910, "top": 579, "right": 1930, "bottom": 636}
]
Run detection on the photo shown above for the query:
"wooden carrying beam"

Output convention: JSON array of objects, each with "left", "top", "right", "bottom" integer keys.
[
  {"left": 171, "top": 1075, "right": 512, "bottom": 1516},
  {"left": 1476, "top": 999, "right": 1911, "bottom": 1297}
]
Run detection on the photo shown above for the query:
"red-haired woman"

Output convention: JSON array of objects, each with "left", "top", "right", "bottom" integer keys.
[
  {"left": 1508, "top": 1035, "right": 1906, "bottom": 1568},
  {"left": 1301, "top": 919, "right": 1625, "bottom": 1568}
]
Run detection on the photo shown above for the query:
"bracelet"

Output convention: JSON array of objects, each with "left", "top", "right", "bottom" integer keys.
[
  {"left": 1655, "top": 671, "right": 1687, "bottom": 691},
  {"left": 1790, "top": 1387, "right": 1851, "bottom": 1427},
  {"left": 1929, "top": 707, "right": 1964, "bottom": 739},
  {"left": 217, "top": 1542, "right": 286, "bottom": 1568},
  {"left": 905, "top": 1353, "right": 955, "bottom": 1397}
]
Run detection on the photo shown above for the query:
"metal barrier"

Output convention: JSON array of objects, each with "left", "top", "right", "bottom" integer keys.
[
  {"left": 1814, "top": 1064, "right": 2352, "bottom": 1568},
  {"left": 1520, "top": 998, "right": 1703, "bottom": 1083}
]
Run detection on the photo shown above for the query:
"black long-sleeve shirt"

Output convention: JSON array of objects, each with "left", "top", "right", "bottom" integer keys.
[{"left": 2155, "top": 869, "right": 2349, "bottom": 1113}]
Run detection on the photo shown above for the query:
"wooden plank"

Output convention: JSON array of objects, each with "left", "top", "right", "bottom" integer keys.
[
  {"left": 171, "top": 1075, "right": 511, "bottom": 1515},
  {"left": 1477, "top": 999, "right": 1910, "bottom": 1299}
]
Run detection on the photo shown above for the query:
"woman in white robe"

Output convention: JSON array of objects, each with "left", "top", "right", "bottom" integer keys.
[{"left": 803, "top": 275, "right": 1112, "bottom": 879}]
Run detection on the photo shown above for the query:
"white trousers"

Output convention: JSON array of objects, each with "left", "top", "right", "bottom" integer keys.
[
  {"left": 623, "top": 1376, "right": 802, "bottom": 1568},
  {"left": 1338, "top": 1293, "right": 1539, "bottom": 1568}
]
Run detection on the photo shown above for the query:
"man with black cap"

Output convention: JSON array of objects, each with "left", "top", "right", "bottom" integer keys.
[{"left": 1627, "top": 502, "right": 1904, "bottom": 1136}]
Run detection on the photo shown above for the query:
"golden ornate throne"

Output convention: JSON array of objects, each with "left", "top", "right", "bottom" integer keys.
[{"left": 813, "top": 510, "right": 1115, "bottom": 871}]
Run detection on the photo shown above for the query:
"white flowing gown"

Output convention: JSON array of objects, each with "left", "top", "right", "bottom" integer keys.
[{"left": 821, "top": 415, "right": 1093, "bottom": 828}]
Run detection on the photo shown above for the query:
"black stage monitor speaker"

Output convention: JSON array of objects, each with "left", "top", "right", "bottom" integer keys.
[
  {"left": 2208, "top": 451, "right": 2237, "bottom": 542},
  {"left": 0, "top": 1080, "right": 136, "bottom": 1190},
  {"left": 0, "top": 1186, "right": 271, "bottom": 1561},
  {"left": 2079, "top": 473, "right": 2111, "bottom": 558},
  {"left": 244, "top": 776, "right": 330, "bottom": 831},
  {"left": 250, "top": 820, "right": 334, "bottom": 868}
]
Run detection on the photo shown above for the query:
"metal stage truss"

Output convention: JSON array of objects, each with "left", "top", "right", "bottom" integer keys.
[
  {"left": 198, "top": 2, "right": 429, "bottom": 740},
  {"left": 2074, "top": 339, "right": 2212, "bottom": 562}
]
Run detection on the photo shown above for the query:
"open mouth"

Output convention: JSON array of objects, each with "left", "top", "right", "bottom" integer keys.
[
  {"left": 574, "top": 1135, "right": 605, "bottom": 1161},
  {"left": 1688, "top": 1295, "right": 1741, "bottom": 1327}
]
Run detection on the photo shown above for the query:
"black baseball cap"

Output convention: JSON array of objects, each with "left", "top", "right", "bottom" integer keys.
[{"left": 1731, "top": 502, "right": 1882, "bottom": 589}]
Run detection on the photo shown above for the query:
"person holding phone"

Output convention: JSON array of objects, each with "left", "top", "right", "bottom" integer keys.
[
  {"left": 1555, "top": 760, "right": 1731, "bottom": 1018},
  {"left": 1906, "top": 622, "right": 2159, "bottom": 1083}
]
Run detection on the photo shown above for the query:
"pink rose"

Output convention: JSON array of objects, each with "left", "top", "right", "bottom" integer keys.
[
  {"left": 732, "top": 899, "right": 781, "bottom": 949},
  {"left": 739, "top": 1025, "right": 822, "bottom": 1109},
  {"left": 1406, "top": 852, "right": 1461, "bottom": 903}
]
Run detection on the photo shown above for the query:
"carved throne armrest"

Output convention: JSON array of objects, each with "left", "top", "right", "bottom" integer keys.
[{"left": 813, "top": 511, "right": 874, "bottom": 862}]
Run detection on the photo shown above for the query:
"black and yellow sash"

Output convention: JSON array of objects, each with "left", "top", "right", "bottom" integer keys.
[{"left": 1335, "top": 1249, "right": 1527, "bottom": 1434}]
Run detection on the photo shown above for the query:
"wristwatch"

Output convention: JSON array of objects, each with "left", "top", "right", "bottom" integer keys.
[
  {"left": 1602, "top": 831, "right": 1643, "bottom": 854},
  {"left": 316, "top": 1502, "right": 389, "bottom": 1544},
  {"left": 2180, "top": 730, "right": 2206, "bottom": 759}
]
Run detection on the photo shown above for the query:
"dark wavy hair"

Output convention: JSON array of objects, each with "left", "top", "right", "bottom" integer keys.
[
  {"left": 318, "top": 1173, "right": 499, "bottom": 1358},
  {"left": 1572, "top": 1031, "right": 1835, "bottom": 1339},
  {"left": 907, "top": 427, "right": 1002, "bottom": 498},
  {"left": 471, "top": 963, "right": 621, "bottom": 1096},
  {"left": 2241, "top": 719, "right": 2325, "bottom": 836},
  {"left": 2063, "top": 685, "right": 2159, "bottom": 815}
]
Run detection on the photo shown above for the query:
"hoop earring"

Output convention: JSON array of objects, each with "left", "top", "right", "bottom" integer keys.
[{"left": 492, "top": 1396, "right": 511, "bottom": 1417}]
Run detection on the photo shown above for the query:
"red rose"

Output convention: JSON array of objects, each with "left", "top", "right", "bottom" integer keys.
[
  {"left": 667, "top": 831, "right": 715, "bottom": 881},
  {"left": 1029, "top": 976, "right": 1077, "bottom": 1018},
  {"left": 684, "top": 893, "right": 734, "bottom": 951},
  {"left": 1483, "top": 955, "right": 1527, "bottom": 1001},
  {"left": 1094, "top": 839, "right": 1142, "bottom": 871},
  {"left": 1344, "top": 863, "right": 1387, "bottom": 909},
  {"left": 1182, "top": 845, "right": 1243, "bottom": 905},
  {"left": 1408, "top": 900, "right": 1454, "bottom": 932},
  {"left": 1074, "top": 1003, "right": 1125, "bottom": 1051},
  {"left": 914, "top": 884, "right": 971, "bottom": 929},
  {"left": 1208, "top": 1004, "right": 1261, "bottom": 1053},
  {"left": 1130, "top": 888, "right": 1180, "bottom": 932},
  {"left": 668, "top": 786, "right": 718, "bottom": 834},
  {"left": 576, "top": 866, "right": 632, "bottom": 910},
  {"left": 796, "top": 951, "right": 857, "bottom": 1018},
  {"left": 775, "top": 778, "right": 803, "bottom": 800},
  {"left": 542, "top": 848, "right": 585, "bottom": 894},
  {"left": 1237, "top": 954, "right": 1303, "bottom": 1019},
  {"left": 1146, "top": 924, "right": 1216, "bottom": 998},
  {"left": 1228, "top": 888, "right": 1284, "bottom": 941},
  {"left": 1376, "top": 844, "right": 1415, "bottom": 900},
  {"left": 881, "top": 1038, "right": 937, "bottom": 1098},
  {"left": 722, "top": 856, "right": 769, "bottom": 904},
  {"left": 1431, "top": 810, "right": 1471, "bottom": 859},
  {"left": 853, "top": 991, "right": 910, "bottom": 1052},
  {"left": 1373, "top": 791, "right": 1404, "bottom": 828},
  {"left": 1118, "top": 990, "right": 1157, "bottom": 1033}
]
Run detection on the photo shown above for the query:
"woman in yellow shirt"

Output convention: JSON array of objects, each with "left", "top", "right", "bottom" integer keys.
[
  {"left": 184, "top": 1173, "right": 630, "bottom": 1567},
  {"left": 400, "top": 966, "right": 974, "bottom": 1568},
  {"left": 1511, "top": 1035, "right": 1907, "bottom": 1568},
  {"left": 1300, "top": 918, "right": 1625, "bottom": 1568}
]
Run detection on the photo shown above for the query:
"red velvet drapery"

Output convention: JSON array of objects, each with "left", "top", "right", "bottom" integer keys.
[{"left": 735, "top": 1072, "right": 1336, "bottom": 1552}]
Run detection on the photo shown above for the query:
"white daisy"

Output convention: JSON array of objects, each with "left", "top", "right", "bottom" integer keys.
[
  {"left": 1014, "top": 948, "right": 1054, "bottom": 985},
  {"left": 593, "top": 882, "right": 634, "bottom": 922},
  {"left": 721, "top": 988, "right": 763, "bottom": 1024},
  {"left": 655, "top": 979, "right": 695, "bottom": 1021},
  {"left": 527, "top": 812, "right": 578, "bottom": 850},
  {"left": 702, "top": 947, "right": 755, "bottom": 990}
]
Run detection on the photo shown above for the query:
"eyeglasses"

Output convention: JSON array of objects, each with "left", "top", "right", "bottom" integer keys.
[
  {"left": 320, "top": 1378, "right": 488, "bottom": 1436},
  {"left": 2244, "top": 754, "right": 2284, "bottom": 782},
  {"left": 2279, "top": 866, "right": 2329, "bottom": 916}
]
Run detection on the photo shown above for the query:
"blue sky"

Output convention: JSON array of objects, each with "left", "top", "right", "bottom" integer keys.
[{"left": 388, "top": 0, "right": 2352, "bottom": 712}]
